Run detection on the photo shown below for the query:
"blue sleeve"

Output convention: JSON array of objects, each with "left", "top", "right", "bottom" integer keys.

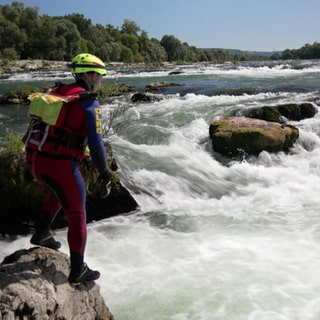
[{"left": 80, "top": 99, "right": 109, "bottom": 175}]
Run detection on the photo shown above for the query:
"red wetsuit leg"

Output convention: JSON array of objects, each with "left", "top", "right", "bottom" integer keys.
[{"left": 31, "top": 152, "right": 87, "bottom": 256}]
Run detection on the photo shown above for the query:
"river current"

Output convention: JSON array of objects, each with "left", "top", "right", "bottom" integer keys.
[{"left": 1, "top": 60, "right": 320, "bottom": 320}]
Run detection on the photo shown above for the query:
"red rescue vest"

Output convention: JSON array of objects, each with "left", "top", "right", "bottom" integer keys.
[{"left": 23, "top": 82, "right": 97, "bottom": 159}]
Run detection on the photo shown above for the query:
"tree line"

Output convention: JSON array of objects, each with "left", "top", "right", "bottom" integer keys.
[
  {"left": 0, "top": 1, "right": 235, "bottom": 63},
  {"left": 279, "top": 42, "right": 320, "bottom": 60},
  {"left": 1, "top": 1, "right": 319, "bottom": 64}
]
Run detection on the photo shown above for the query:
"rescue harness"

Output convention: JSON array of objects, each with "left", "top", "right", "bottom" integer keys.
[{"left": 23, "top": 82, "right": 97, "bottom": 159}]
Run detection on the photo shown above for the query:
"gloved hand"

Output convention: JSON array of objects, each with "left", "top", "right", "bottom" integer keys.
[{"left": 97, "top": 172, "right": 112, "bottom": 199}]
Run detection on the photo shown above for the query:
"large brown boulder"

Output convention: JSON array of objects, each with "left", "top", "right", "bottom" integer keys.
[
  {"left": 0, "top": 247, "right": 114, "bottom": 320},
  {"left": 209, "top": 117, "right": 299, "bottom": 157}
]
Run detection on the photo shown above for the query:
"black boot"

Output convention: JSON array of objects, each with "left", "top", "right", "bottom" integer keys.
[
  {"left": 30, "top": 210, "right": 61, "bottom": 250},
  {"left": 30, "top": 230, "right": 61, "bottom": 250},
  {"left": 68, "top": 252, "right": 100, "bottom": 285}
]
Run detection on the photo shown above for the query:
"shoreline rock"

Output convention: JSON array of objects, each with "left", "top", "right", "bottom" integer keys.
[
  {"left": 0, "top": 59, "right": 68, "bottom": 75},
  {"left": 0, "top": 150, "right": 139, "bottom": 236},
  {"left": 0, "top": 59, "right": 178, "bottom": 76},
  {"left": 0, "top": 247, "right": 114, "bottom": 320}
]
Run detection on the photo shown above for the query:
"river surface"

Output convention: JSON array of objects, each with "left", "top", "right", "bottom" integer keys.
[{"left": 1, "top": 60, "right": 320, "bottom": 320}]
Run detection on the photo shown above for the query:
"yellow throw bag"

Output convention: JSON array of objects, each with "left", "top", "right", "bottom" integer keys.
[{"left": 28, "top": 93, "right": 68, "bottom": 126}]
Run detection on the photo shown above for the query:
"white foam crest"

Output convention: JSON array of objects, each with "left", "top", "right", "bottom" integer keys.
[
  {"left": 3, "top": 60, "right": 320, "bottom": 320},
  {"left": 108, "top": 63, "right": 320, "bottom": 79},
  {"left": 118, "top": 92, "right": 319, "bottom": 123},
  {"left": 0, "top": 113, "right": 9, "bottom": 120},
  {"left": 108, "top": 69, "right": 171, "bottom": 79},
  {"left": 176, "top": 91, "right": 316, "bottom": 107},
  {"left": 218, "top": 64, "right": 320, "bottom": 78},
  {"left": 3, "top": 61, "right": 320, "bottom": 82},
  {"left": 2, "top": 203, "right": 320, "bottom": 320},
  {"left": 125, "top": 129, "right": 320, "bottom": 225},
  {"left": 84, "top": 203, "right": 320, "bottom": 320},
  {"left": 3, "top": 70, "right": 72, "bottom": 82}
]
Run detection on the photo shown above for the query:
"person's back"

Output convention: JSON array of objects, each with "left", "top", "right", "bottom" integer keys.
[
  {"left": 23, "top": 53, "right": 111, "bottom": 285},
  {"left": 55, "top": 82, "right": 87, "bottom": 133}
]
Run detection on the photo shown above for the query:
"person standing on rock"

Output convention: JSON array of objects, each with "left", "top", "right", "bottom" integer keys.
[{"left": 22, "top": 53, "right": 111, "bottom": 285}]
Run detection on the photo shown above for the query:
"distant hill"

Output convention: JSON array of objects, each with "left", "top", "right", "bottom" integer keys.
[{"left": 203, "top": 48, "right": 282, "bottom": 57}]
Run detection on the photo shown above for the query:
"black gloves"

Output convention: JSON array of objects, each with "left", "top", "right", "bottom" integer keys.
[{"left": 97, "top": 172, "right": 112, "bottom": 199}]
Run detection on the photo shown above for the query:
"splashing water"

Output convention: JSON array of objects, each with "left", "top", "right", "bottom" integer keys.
[{"left": 2, "top": 61, "right": 320, "bottom": 319}]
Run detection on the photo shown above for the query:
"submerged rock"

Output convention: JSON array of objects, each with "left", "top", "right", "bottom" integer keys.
[
  {"left": 131, "top": 91, "right": 161, "bottom": 103},
  {"left": 277, "top": 102, "right": 317, "bottom": 120},
  {"left": 244, "top": 106, "right": 284, "bottom": 123},
  {"left": 0, "top": 247, "right": 114, "bottom": 320},
  {"left": 209, "top": 117, "right": 299, "bottom": 157},
  {"left": 146, "top": 81, "right": 182, "bottom": 91},
  {"left": 244, "top": 102, "right": 317, "bottom": 123}
]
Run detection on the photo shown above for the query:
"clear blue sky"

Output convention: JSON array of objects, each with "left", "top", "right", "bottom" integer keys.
[{"left": 1, "top": 0, "right": 319, "bottom": 52}]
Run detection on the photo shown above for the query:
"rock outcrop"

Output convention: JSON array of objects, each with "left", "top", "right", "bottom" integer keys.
[
  {"left": 0, "top": 59, "right": 68, "bottom": 75},
  {"left": 0, "top": 150, "right": 138, "bottom": 235},
  {"left": 209, "top": 117, "right": 299, "bottom": 157},
  {"left": 0, "top": 247, "right": 114, "bottom": 320}
]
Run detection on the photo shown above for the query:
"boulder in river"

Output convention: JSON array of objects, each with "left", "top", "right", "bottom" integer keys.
[{"left": 209, "top": 117, "right": 299, "bottom": 157}]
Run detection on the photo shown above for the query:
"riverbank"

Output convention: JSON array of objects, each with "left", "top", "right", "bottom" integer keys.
[
  {"left": 0, "top": 59, "right": 69, "bottom": 75},
  {"left": 0, "top": 59, "right": 138, "bottom": 76},
  {"left": 0, "top": 59, "right": 177, "bottom": 76}
]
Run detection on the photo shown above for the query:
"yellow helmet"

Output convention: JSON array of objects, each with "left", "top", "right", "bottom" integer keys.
[{"left": 70, "top": 53, "right": 107, "bottom": 75}]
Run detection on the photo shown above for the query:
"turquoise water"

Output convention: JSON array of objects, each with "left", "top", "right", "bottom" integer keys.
[{"left": 1, "top": 60, "right": 320, "bottom": 319}]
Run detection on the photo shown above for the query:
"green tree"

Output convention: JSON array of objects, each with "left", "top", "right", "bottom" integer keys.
[
  {"left": 107, "top": 42, "right": 122, "bottom": 61},
  {"left": 150, "top": 38, "right": 168, "bottom": 62},
  {"left": 0, "top": 12, "right": 26, "bottom": 58},
  {"left": 121, "top": 19, "right": 140, "bottom": 35},
  {"left": 121, "top": 33, "right": 139, "bottom": 54},
  {"left": 19, "top": 5, "right": 39, "bottom": 34},
  {"left": 280, "top": 42, "right": 320, "bottom": 60},
  {"left": 120, "top": 32, "right": 145, "bottom": 62},
  {"left": 160, "top": 35, "right": 184, "bottom": 62},
  {"left": 33, "top": 15, "right": 59, "bottom": 59},
  {"left": 120, "top": 45, "right": 134, "bottom": 63},
  {"left": 1, "top": 1, "right": 20, "bottom": 24},
  {"left": 19, "top": 5, "right": 40, "bottom": 58},
  {"left": 0, "top": 1, "right": 245, "bottom": 64},
  {"left": 270, "top": 53, "right": 281, "bottom": 60},
  {"left": 80, "top": 24, "right": 115, "bottom": 61},
  {"left": 139, "top": 31, "right": 167, "bottom": 63},
  {"left": 106, "top": 24, "right": 121, "bottom": 42},
  {"left": 55, "top": 18, "right": 81, "bottom": 60},
  {"left": 181, "top": 43, "right": 198, "bottom": 62},
  {"left": 197, "top": 49, "right": 209, "bottom": 62},
  {"left": 281, "top": 49, "right": 294, "bottom": 60},
  {"left": 65, "top": 13, "right": 92, "bottom": 38}
]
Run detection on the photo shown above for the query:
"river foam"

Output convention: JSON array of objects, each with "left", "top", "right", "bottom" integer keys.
[{"left": 2, "top": 60, "right": 320, "bottom": 319}]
